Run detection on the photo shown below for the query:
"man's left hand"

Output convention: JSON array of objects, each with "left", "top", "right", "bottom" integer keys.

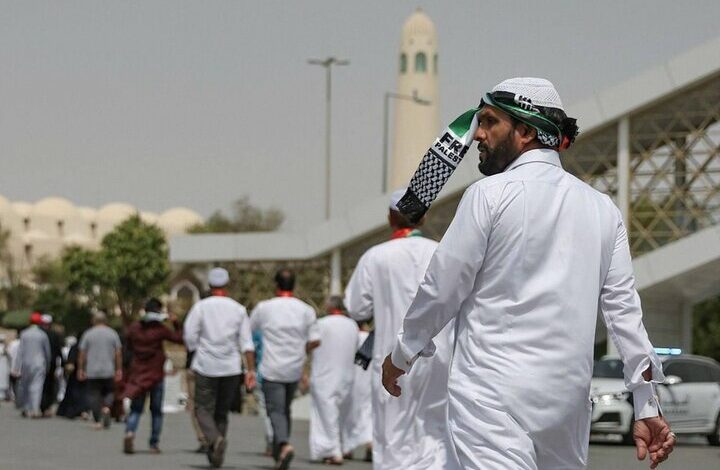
[{"left": 382, "top": 355, "right": 405, "bottom": 397}]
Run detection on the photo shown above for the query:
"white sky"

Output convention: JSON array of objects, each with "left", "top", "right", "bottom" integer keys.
[{"left": 2, "top": 0, "right": 719, "bottom": 230}]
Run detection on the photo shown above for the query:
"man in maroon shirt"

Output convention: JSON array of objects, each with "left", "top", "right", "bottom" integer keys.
[{"left": 122, "top": 298, "right": 184, "bottom": 454}]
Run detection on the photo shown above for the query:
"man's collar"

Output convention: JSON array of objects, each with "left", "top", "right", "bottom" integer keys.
[{"left": 504, "top": 148, "right": 561, "bottom": 173}]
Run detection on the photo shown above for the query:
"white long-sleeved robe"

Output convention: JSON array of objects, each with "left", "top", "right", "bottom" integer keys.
[
  {"left": 391, "top": 149, "right": 664, "bottom": 470},
  {"left": 14, "top": 325, "right": 51, "bottom": 414},
  {"left": 345, "top": 235, "right": 456, "bottom": 470},
  {"left": 341, "top": 329, "right": 373, "bottom": 454},
  {"left": 309, "top": 314, "right": 359, "bottom": 460}
]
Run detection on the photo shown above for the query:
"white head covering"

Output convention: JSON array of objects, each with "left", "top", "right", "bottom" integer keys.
[
  {"left": 389, "top": 188, "right": 407, "bottom": 211},
  {"left": 208, "top": 267, "right": 230, "bottom": 287},
  {"left": 41, "top": 314, "right": 53, "bottom": 325},
  {"left": 65, "top": 336, "right": 77, "bottom": 347},
  {"left": 491, "top": 77, "right": 564, "bottom": 111},
  {"left": 142, "top": 312, "right": 169, "bottom": 323}
]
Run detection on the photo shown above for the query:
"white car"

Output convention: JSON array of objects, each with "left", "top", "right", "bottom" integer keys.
[{"left": 590, "top": 354, "right": 720, "bottom": 445}]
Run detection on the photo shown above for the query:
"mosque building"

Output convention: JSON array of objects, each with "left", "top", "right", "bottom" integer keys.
[{"left": 0, "top": 194, "right": 203, "bottom": 276}]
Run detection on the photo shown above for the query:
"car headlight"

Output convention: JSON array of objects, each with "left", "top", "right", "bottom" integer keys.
[{"left": 591, "top": 392, "right": 630, "bottom": 403}]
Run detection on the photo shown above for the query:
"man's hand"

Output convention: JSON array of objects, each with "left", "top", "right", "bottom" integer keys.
[
  {"left": 299, "top": 372, "right": 310, "bottom": 394},
  {"left": 77, "top": 369, "right": 87, "bottom": 382},
  {"left": 114, "top": 369, "right": 123, "bottom": 383},
  {"left": 381, "top": 354, "right": 405, "bottom": 397},
  {"left": 634, "top": 416, "right": 676, "bottom": 468},
  {"left": 245, "top": 370, "right": 257, "bottom": 391}
]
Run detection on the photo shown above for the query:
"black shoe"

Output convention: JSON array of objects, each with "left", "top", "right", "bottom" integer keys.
[
  {"left": 195, "top": 443, "right": 209, "bottom": 454},
  {"left": 208, "top": 436, "right": 226, "bottom": 468},
  {"left": 276, "top": 445, "right": 294, "bottom": 470},
  {"left": 101, "top": 409, "right": 111, "bottom": 429},
  {"left": 123, "top": 435, "right": 134, "bottom": 454}
]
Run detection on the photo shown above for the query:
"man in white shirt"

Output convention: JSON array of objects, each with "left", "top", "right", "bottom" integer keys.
[
  {"left": 308, "top": 296, "right": 359, "bottom": 464},
  {"left": 250, "top": 269, "right": 319, "bottom": 470},
  {"left": 383, "top": 77, "right": 677, "bottom": 470},
  {"left": 345, "top": 190, "right": 455, "bottom": 470},
  {"left": 184, "top": 267, "right": 256, "bottom": 469}
]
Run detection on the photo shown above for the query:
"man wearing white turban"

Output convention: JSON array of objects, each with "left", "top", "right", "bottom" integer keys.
[
  {"left": 345, "top": 189, "right": 455, "bottom": 470},
  {"left": 383, "top": 78, "right": 676, "bottom": 469}
]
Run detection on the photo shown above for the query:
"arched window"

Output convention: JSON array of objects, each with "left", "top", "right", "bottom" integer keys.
[
  {"left": 433, "top": 53, "right": 438, "bottom": 74},
  {"left": 400, "top": 53, "right": 407, "bottom": 74},
  {"left": 415, "top": 52, "right": 427, "bottom": 73}
]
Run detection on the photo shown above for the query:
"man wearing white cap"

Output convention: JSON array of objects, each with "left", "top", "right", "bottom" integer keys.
[
  {"left": 382, "top": 77, "right": 676, "bottom": 469},
  {"left": 345, "top": 190, "right": 455, "bottom": 470},
  {"left": 184, "top": 267, "right": 256, "bottom": 468}
]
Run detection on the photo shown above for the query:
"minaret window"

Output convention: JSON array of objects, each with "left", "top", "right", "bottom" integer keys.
[
  {"left": 434, "top": 54, "right": 438, "bottom": 74},
  {"left": 415, "top": 52, "right": 427, "bottom": 73},
  {"left": 400, "top": 53, "right": 407, "bottom": 74}
]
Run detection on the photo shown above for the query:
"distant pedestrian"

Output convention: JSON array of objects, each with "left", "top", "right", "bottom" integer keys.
[
  {"left": 56, "top": 334, "right": 89, "bottom": 419},
  {"left": 122, "top": 298, "right": 185, "bottom": 454},
  {"left": 12, "top": 313, "right": 51, "bottom": 418},
  {"left": 250, "top": 268, "right": 320, "bottom": 470},
  {"left": 0, "top": 334, "right": 10, "bottom": 401},
  {"left": 342, "top": 320, "right": 373, "bottom": 462},
  {"left": 308, "top": 296, "right": 358, "bottom": 465},
  {"left": 251, "top": 327, "right": 274, "bottom": 456},
  {"left": 77, "top": 311, "right": 123, "bottom": 430},
  {"left": 40, "top": 314, "right": 63, "bottom": 416},
  {"left": 184, "top": 268, "right": 256, "bottom": 468}
]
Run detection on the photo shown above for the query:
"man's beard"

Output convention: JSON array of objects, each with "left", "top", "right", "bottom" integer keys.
[{"left": 477, "top": 129, "right": 518, "bottom": 176}]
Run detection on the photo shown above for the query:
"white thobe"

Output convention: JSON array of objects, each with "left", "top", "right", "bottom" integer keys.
[
  {"left": 0, "top": 343, "right": 9, "bottom": 398},
  {"left": 309, "top": 314, "right": 359, "bottom": 460},
  {"left": 14, "top": 326, "right": 51, "bottom": 413},
  {"left": 345, "top": 235, "right": 455, "bottom": 470},
  {"left": 391, "top": 149, "right": 664, "bottom": 470},
  {"left": 341, "top": 330, "right": 373, "bottom": 452}
]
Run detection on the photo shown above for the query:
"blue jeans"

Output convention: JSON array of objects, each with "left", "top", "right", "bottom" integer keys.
[{"left": 125, "top": 381, "right": 164, "bottom": 447}]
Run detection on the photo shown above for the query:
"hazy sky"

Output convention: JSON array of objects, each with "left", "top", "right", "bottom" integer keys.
[{"left": 2, "top": 0, "right": 719, "bottom": 230}]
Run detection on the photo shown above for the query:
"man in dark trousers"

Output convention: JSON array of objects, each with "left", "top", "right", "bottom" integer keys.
[
  {"left": 184, "top": 268, "right": 257, "bottom": 468},
  {"left": 123, "top": 298, "right": 184, "bottom": 454}
]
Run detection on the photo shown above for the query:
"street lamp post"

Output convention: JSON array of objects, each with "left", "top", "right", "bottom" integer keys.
[
  {"left": 382, "top": 91, "right": 432, "bottom": 193},
  {"left": 308, "top": 57, "right": 350, "bottom": 219}
]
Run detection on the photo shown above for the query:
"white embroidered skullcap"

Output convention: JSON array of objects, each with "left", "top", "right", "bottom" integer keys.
[
  {"left": 492, "top": 77, "right": 564, "bottom": 111},
  {"left": 389, "top": 188, "right": 407, "bottom": 211},
  {"left": 41, "top": 314, "right": 53, "bottom": 324},
  {"left": 208, "top": 267, "right": 230, "bottom": 287}
]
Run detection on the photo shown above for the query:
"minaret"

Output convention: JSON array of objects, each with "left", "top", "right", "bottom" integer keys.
[{"left": 389, "top": 8, "right": 440, "bottom": 190}]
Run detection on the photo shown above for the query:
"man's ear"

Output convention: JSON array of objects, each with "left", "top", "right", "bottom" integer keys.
[{"left": 516, "top": 123, "right": 536, "bottom": 145}]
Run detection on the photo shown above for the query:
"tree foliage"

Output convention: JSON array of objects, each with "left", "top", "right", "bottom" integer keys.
[
  {"left": 693, "top": 295, "right": 720, "bottom": 362},
  {"left": 61, "top": 215, "right": 169, "bottom": 326},
  {"left": 189, "top": 196, "right": 283, "bottom": 233}
]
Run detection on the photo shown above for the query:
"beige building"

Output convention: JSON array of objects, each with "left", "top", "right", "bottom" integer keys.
[{"left": 0, "top": 194, "right": 203, "bottom": 275}]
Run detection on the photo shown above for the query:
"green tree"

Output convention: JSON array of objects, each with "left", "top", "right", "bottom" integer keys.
[
  {"left": 693, "top": 295, "right": 720, "bottom": 362},
  {"left": 100, "top": 215, "right": 170, "bottom": 324},
  {"left": 0, "top": 222, "right": 35, "bottom": 311},
  {"left": 189, "top": 196, "right": 283, "bottom": 233}
]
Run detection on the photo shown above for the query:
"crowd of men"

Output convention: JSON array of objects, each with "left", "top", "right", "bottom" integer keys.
[{"left": 1, "top": 77, "right": 677, "bottom": 470}]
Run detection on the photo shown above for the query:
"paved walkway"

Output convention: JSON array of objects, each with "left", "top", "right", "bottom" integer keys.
[{"left": 1, "top": 403, "right": 718, "bottom": 469}]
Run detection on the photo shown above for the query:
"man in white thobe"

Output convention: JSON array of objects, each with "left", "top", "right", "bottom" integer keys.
[
  {"left": 345, "top": 190, "right": 455, "bottom": 470},
  {"left": 308, "top": 296, "right": 359, "bottom": 464},
  {"left": 341, "top": 320, "right": 373, "bottom": 461},
  {"left": 383, "top": 77, "right": 676, "bottom": 470},
  {"left": 13, "top": 313, "right": 51, "bottom": 417}
]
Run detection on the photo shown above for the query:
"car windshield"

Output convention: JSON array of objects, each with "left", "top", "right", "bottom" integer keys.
[{"left": 593, "top": 359, "right": 624, "bottom": 379}]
